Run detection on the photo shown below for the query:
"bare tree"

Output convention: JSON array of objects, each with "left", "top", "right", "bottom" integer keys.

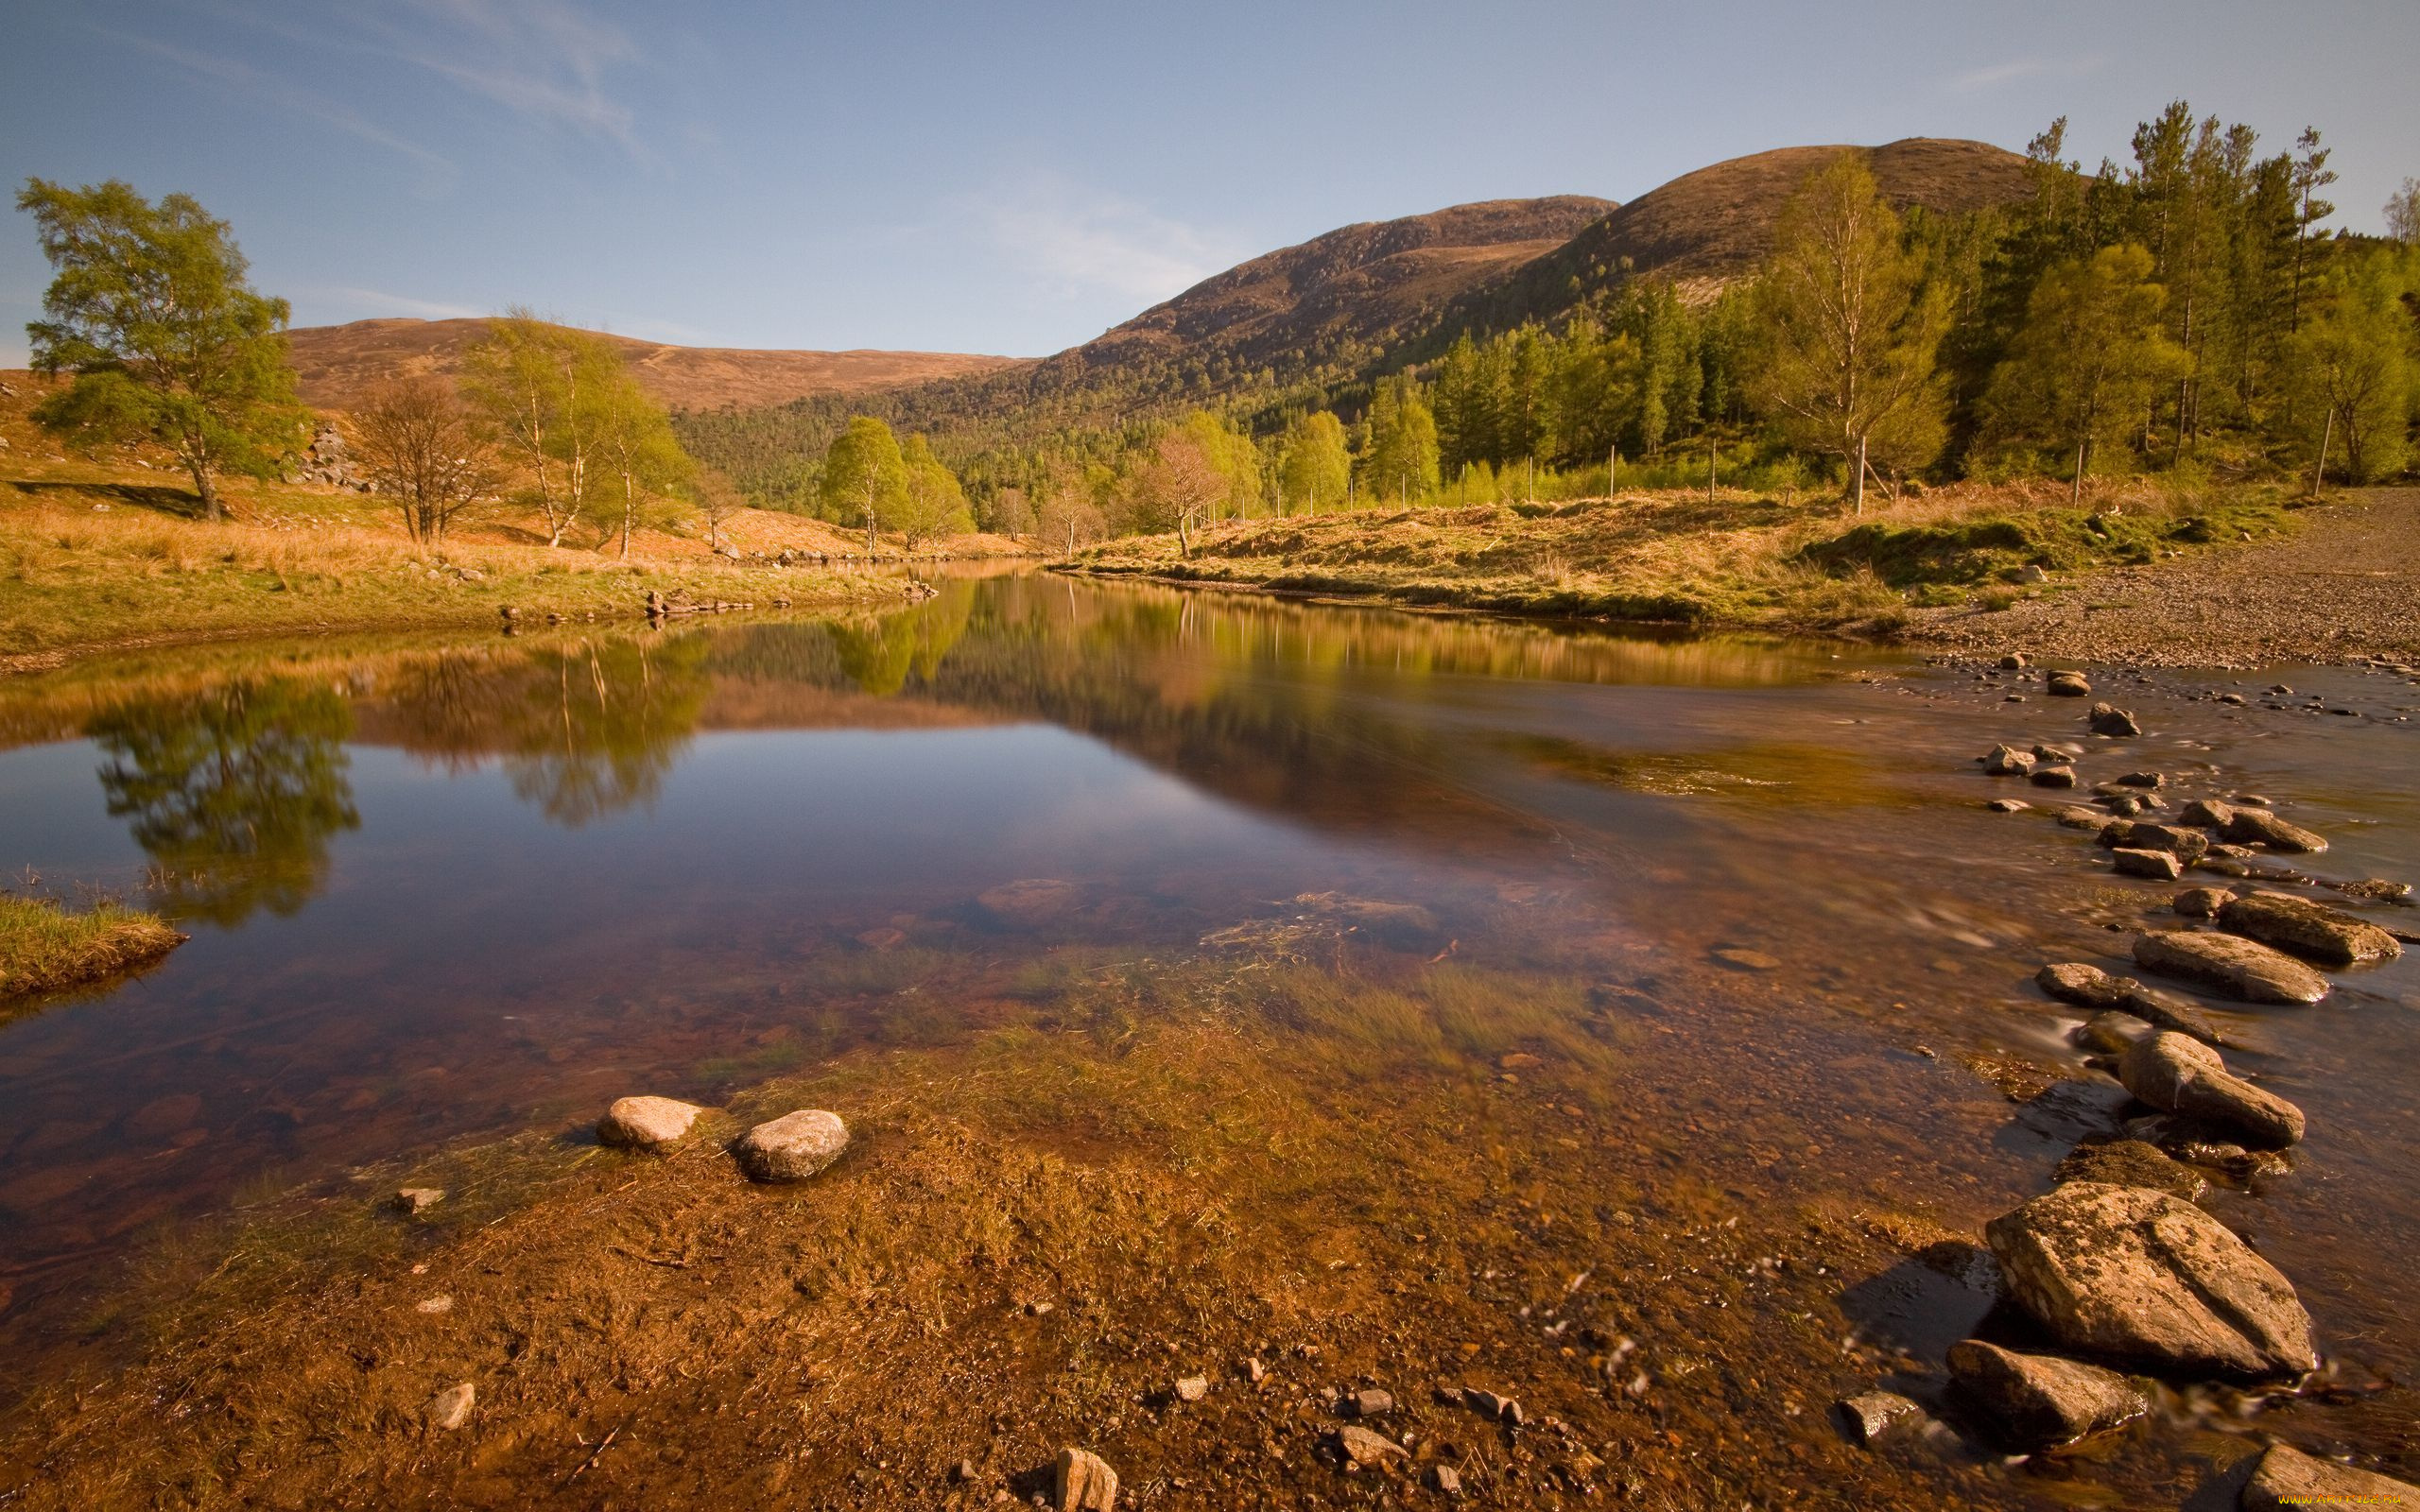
[
  {"left": 352, "top": 376, "right": 500, "bottom": 549},
  {"left": 1133, "top": 434, "right": 1225, "bottom": 558}
]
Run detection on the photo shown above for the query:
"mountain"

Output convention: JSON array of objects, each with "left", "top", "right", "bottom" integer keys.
[
  {"left": 1458, "top": 137, "right": 2036, "bottom": 327},
  {"left": 672, "top": 138, "right": 2037, "bottom": 497},
  {"left": 284, "top": 318, "right": 1028, "bottom": 413},
  {"left": 1073, "top": 196, "right": 1616, "bottom": 379}
]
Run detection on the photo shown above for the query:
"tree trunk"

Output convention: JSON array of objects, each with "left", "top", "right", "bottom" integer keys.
[
  {"left": 619, "top": 471, "right": 635, "bottom": 559},
  {"left": 190, "top": 456, "right": 219, "bottom": 523},
  {"left": 1851, "top": 435, "right": 1867, "bottom": 516},
  {"left": 2071, "top": 438, "right": 2088, "bottom": 507},
  {"left": 2310, "top": 406, "right": 2333, "bottom": 498}
]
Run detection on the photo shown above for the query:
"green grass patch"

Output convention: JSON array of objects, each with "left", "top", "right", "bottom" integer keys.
[{"left": 0, "top": 892, "right": 185, "bottom": 1001}]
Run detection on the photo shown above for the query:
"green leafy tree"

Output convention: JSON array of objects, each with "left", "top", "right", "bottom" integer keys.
[
  {"left": 596, "top": 370, "right": 696, "bottom": 558},
  {"left": 1278, "top": 411, "right": 1351, "bottom": 515},
  {"left": 2289, "top": 258, "right": 2414, "bottom": 487},
  {"left": 1985, "top": 244, "right": 2187, "bottom": 503},
  {"left": 895, "top": 434, "right": 974, "bottom": 548},
  {"left": 1749, "top": 155, "right": 1949, "bottom": 511},
  {"left": 821, "top": 415, "right": 908, "bottom": 551},
  {"left": 461, "top": 311, "right": 624, "bottom": 547},
  {"left": 18, "top": 179, "right": 305, "bottom": 522}
]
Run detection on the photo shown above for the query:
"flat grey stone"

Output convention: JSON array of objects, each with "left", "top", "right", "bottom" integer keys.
[
  {"left": 2133, "top": 931, "right": 2329, "bottom": 1005},
  {"left": 596, "top": 1095, "right": 704, "bottom": 1150}
]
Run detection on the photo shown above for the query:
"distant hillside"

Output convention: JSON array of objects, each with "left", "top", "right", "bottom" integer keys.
[
  {"left": 1074, "top": 196, "right": 1615, "bottom": 380},
  {"left": 285, "top": 318, "right": 1028, "bottom": 413},
  {"left": 1460, "top": 137, "right": 2035, "bottom": 326},
  {"left": 674, "top": 138, "right": 2037, "bottom": 500}
]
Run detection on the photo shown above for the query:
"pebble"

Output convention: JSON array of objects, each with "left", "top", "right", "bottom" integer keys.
[
  {"left": 1711, "top": 948, "right": 1780, "bottom": 971},
  {"left": 1348, "top": 1388, "right": 1395, "bottom": 1418},
  {"left": 2048, "top": 671, "right": 2093, "bottom": 697},
  {"left": 1333, "top": 1425, "right": 1408, "bottom": 1468},
  {"left": 1428, "top": 1464, "right": 1464, "bottom": 1495},
  {"left": 1174, "top": 1375, "right": 1209, "bottom": 1403},
  {"left": 427, "top": 1382, "right": 475, "bottom": 1431},
  {"left": 395, "top": 1187, "right": 445, "bottom": 1215},
  {"left": 1986, "top": 798, "right": 2031, "bottom": 813}
]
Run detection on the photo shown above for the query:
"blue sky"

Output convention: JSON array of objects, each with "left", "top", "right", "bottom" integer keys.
[{"left": 5, "top": 1, "right": 2416, "bottom": 366}]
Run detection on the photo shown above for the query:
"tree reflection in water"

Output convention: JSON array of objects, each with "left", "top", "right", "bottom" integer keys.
[{"left": 87, "top": 678, "right": 360, "bottom": 925}]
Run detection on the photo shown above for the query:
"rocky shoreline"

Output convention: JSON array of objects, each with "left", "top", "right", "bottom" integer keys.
[{"left": 1824, "top": 659, "right": 2415, "bottom": 1503}]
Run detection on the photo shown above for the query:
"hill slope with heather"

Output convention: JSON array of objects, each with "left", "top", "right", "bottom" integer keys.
[
  {"left": 676, "top": 140, "right": 2034, "bottom": 495},
  {"left": 285, "top": 318, "right": 1028, "bottom": 413}
]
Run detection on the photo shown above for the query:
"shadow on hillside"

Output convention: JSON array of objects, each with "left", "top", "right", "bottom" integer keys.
[{"left": 11, "top": 479, "right": 206, "bottom": 519}]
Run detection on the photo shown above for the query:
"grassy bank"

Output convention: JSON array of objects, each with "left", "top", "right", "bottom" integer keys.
[
  {"left": 0, "top": 893, "right": 184, "bottom": 1002},
  {"left": 0, "top": 372, "right": 1020, "bottom": 669},
  {"left": 1063, "top": 478, "right": 2301, "bottom": 634}
]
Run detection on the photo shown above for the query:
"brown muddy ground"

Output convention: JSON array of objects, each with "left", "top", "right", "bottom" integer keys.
[{"left": 1906, "top": 488, "right": 2420, "bottom": 667}]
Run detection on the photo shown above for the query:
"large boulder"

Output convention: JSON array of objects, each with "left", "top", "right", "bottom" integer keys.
[
  {"left": 2118, "top": 1033, "right": 2304, "bottom": 1146},
  {"left": 2132, "top": 931, "right": 2330, "bottom": 1005},
  {"left": 1945, "top": 1339, "right": 2145, "bottom": 1447},
  {"left": 1984, "top": 1182, "right": 2316, "bottom": 1378},
  {"left": 596, "top": 1095, "right": 704, "bottom": 1151},
  {"left": 734, "top": 1109, "right": 850, "bottom": 1182},
  {"left": 2221, "top": 809, "right": 2328, "bottom": 853},
  {"left": 2217, "top": 892, "right": 2401, "bottom": 968},
  {"left": 2241, "top": 1443, "right": 2419, "bottom": 1510}
]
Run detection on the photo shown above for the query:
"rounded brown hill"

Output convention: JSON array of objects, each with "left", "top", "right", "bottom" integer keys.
[
  {"left": 1077, "top": 196, "right": 1616, "bottom": 373},
  {"left": 1474, "top": 137, "right": 2034, "bottom": 322},
  {"left": 285, "top": 318, "right": 1028, "bottom": 414}
]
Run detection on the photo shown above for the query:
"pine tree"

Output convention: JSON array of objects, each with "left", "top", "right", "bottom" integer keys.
[{"left": 1985, "top": 245, "right": 2188, "bottom": 503}]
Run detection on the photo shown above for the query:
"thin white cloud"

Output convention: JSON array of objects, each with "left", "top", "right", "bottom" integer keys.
[
  {"left": 1945, "top": 54, "right": 2108, "bottom": 94},
  {"left": 970, "top": 175, "right": 1247, "bottom": 306},
  {"left": 308, "top": 286, "right": 488, "bottom": 320},
  {"left": 112, "top": 30, "right": 459, "bottom": 193}
]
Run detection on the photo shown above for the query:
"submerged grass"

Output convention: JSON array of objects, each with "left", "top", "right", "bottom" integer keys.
[
  {"left": 1065, "top": 477, "right": 2301, "bottom": 636},
  {"left": 0, "top": 893, "right": 184, "bottom": 1002}
]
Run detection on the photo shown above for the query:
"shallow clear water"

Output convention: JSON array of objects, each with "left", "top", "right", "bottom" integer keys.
[{"left": 1, "top": 571, "right": 2414, "bottom": 1481}]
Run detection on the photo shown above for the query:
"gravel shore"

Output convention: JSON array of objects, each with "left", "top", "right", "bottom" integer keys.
[{"left": 1903, "top": 489, "right": 2420, "bottom": 668}]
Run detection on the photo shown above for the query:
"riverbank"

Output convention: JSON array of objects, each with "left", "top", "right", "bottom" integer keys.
[
  {"left": 1059, "top": 479, "right": 2304, "bottom": 640},
  {"left": 1903, "top": 488, "right": 2420, "bottom": 667},
  {"left": 0, "top": 894, "right": 183, "bottom": 1004},
  {"left": 0, "top": 371, "right": 1023, "bottom": 672}
]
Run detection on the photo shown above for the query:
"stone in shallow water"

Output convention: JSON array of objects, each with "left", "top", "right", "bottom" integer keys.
[
  {"left": 2241, "top": 1443, "right": 2420, "bottom": 1509},
  {"left": 1985, "top": 1181, "right": 2315, "bottom": 1378},
  {"left": 395, "top": 1187, "right": 445, "bottom": 1215},
  {"left": 2118, "top": 1033, "right": 2304, "bottom": 1147},
  {"left": 1711, "top": 947, "right": 1780, "bottom": 971},
  {"left": 596, "top": 1095, "right": 703, "bottom": 1151},
  {"left": 1982, "top": 744, "right": 2037, "bottom": 776},
  {"left": 734, "top": 1109, "right": 850, "bottom": 1182},
  {"left": 2172, "top": 886, "right": 2236, "bottom": 918},
  {"left": 2048, "top": 670, "right": 2092, "bottom": 697},
  {"left": 2098, "top": 820, "right": 2210, "bottom": 858},
  {"left": 1945, "top": 1338, "right": 2145, "bottom": 1447},
  {"left": 1837, "top": 1390, "right": 1925, "bottom": 1446},
  {"left": 2132, "top": 931, "right": 2329, "bottom": 1005},
  {"left": 2217, "top": 891, "right": 2401, "bottom": 968},
  {"left": 2089, "top": 703, "right": 2142, "bottom": 737},
  {"left": 2052, "top": 1139, "right": 2204, "bottom": 1199},
  {"left": 2114, "top": 848, "right": 2185, "bottom": 881},
  {"left": 2220, "top": 808, "right": 2328, "bottom": 853}
]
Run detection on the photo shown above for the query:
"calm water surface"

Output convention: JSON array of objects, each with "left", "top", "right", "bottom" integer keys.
[{"left": 1, "top": 571, "right": 2414, "bottom": 1475}]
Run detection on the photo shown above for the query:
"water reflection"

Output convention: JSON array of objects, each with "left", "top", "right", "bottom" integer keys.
[{"left": 87, "top": 679, "right": 358, "bottom": 925}]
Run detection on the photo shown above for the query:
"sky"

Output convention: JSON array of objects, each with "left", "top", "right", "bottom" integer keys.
[{"left": 4, "top": 0, "right": 2417, "bottom": 368}]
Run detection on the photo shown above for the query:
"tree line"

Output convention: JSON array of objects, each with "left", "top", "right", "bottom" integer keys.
[
  {"left": 16, "top": 180, "right": 743, "bottom": 554},
  {"left": 683, "top": 102, "right": 2417, "bottom": 550}
]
